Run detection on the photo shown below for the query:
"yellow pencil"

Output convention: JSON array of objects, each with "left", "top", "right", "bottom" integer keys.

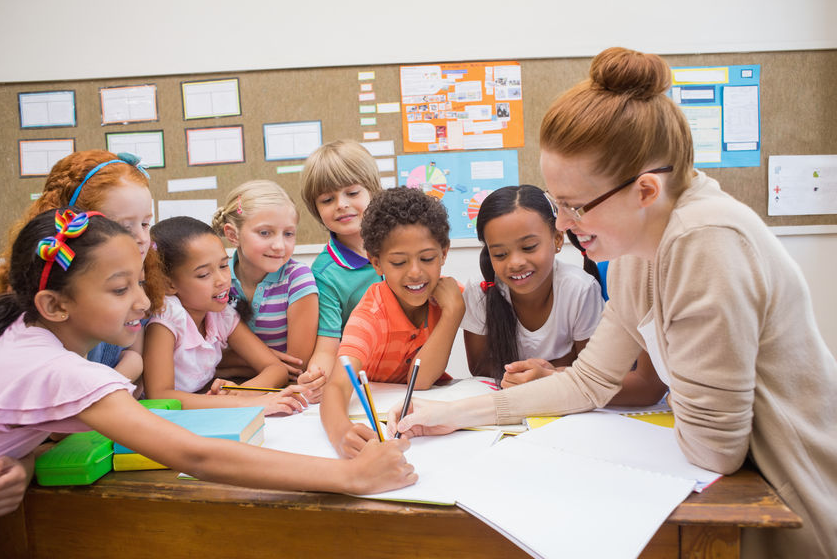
[
  {"left": 358, "top": 370, "right": 385, "bottom": 442},
  {"left": 220, "top": 385, "right": 284, "bottom": 392}
]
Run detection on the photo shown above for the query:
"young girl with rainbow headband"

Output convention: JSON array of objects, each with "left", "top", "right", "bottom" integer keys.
[
  {"left": 212, "top": 180, "right": 324, "bottom": 400},
  {"left": 143, "top": 216, "right": 311, "bottom": 412},
  {"left": 0, "top": 208, "right": 415, "bottom": 512},
  {"left": 462, "top": 185, "right": 604, "bottom": 388},
  {"left": 0, "top": 150, "right": 165, "bottom": 385}
]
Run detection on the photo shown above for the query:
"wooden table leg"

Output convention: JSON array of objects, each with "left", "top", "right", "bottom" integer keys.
[{"left": 680, "top": 525, "right": 740, "bottom": 559}]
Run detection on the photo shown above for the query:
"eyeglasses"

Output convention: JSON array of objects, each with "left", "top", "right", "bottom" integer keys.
[{"left": 545, "top": 166, "right": 673, "bottom": 221}]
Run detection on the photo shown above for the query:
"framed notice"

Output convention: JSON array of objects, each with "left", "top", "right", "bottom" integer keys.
[
  {"left": 105, "top": 130, "right": 165, "bottom": 168},
  {"left": 100, "top": 84, "right": 158, "bottom": 124},
  {"left": 181, "top": 78, "right": 241, "bottom": 120},
  {"left": 18, "top": 91, "right": 76, "bottom": 128},
  {"left": 19, "top": 138, "right": 75, "bottom": 176},
  {"left": 186, "top": 126, "right": 244, "bottom": 166}
]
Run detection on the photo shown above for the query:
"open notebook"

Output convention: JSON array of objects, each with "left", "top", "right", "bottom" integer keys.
[{"left": 261, "top": 413, "right": 500, "bottom": 505}]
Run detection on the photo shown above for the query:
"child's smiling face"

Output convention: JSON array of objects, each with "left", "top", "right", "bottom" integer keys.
[
  {"left": 370, "top": 224, "right": 448, "bottom": 319},
  {"left": 314, "top": 184, "right": 371, "bottom": 240},
  {"left": 167, "top": 234, "right": 232, "bottom": 323},
  {"left": 61, "top": 234, "right": 150, "bottom": 354},
  {"left": 229, "top": 204, "right": 297, "bottom": 279},
  {"left": 484, "top": 207, "right": 560, "bottom": 299}
]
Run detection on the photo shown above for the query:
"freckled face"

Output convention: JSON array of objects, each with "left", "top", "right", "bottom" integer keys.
[{"left": 98, "top": 179, "right": 153, "bottom": 260}]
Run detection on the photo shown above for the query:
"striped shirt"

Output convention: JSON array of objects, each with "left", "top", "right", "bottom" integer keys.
[
  {"left": 339, "top": 281, "right": 450, "bottom": 384},
  {"left": 229, "top": 253, "right": 318, "bottom": 352}
]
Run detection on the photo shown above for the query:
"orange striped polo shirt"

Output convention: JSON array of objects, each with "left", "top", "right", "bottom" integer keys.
[{"left": 338, "top": 281, "right": 451, "bottom": 383}]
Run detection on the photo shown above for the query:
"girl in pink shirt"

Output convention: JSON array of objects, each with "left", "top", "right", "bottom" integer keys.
[
  {"left": 0, "top": 208, "right": 415, "bottom": 515},
  {"left": 143, "top": 216, "right": 318, "bottom": 409}
]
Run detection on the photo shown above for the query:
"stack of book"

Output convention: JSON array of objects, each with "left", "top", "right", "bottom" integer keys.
[{"left": 113, "top": 406, "right": 265, "bottom": 471}]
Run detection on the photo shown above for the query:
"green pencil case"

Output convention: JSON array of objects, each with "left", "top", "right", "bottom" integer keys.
[{"left": 34, "top": 398, "right": 181, "bottom": 486}]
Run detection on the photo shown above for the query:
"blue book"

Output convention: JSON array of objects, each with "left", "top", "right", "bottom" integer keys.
[{"left": 113, "top": 407, "right": 265, "bottom": 454}]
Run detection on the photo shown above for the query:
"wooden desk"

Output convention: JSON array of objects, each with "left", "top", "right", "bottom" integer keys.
[{"left": 1, "top": 468, "right": 800, "bottom": 558}]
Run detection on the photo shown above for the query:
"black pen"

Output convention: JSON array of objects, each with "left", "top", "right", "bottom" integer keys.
[{"left": 395, "top": 358, "right": 420, "bottom": 439}]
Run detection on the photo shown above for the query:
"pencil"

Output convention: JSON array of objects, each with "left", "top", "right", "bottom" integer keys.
[
  {"left": 339, "top": 356, "right": 378, "bottom": 433},
  {"left": 359, "top": 370, "right": 385, "bottom": 442},
  {"left": 220, "top": 385, "right": 284, "bottom": 392},
  {"left": 395, "top": 358, "right": 421, "bottom": 439}
]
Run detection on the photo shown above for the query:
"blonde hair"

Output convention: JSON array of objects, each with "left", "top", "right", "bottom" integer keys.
[
  {"left": 212, "top": 180, "right": 297, "bottom": 236},
  {"left": 300, "top": 140, "right": 381, "bottom": 225},
  {"left": 540, "top": 47, "right": 694, "bottom": 198}
]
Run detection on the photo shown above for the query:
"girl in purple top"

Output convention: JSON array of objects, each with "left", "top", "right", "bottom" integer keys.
[{"left": 213, "top": 180, "right": 325, "bottom": 401}]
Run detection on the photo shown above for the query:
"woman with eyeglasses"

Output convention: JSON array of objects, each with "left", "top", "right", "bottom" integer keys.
[{"left": 388, "top": 47, "right": 836, "bottom": 557}]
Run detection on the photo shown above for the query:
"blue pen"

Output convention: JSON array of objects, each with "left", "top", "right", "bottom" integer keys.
[{"left": 339, "top": 356, "right": 378, "bottom": 432}]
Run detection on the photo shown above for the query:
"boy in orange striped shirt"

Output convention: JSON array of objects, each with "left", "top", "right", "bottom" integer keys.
[{"left": 320, "top": 187, "right": 464, "bottom": 458}]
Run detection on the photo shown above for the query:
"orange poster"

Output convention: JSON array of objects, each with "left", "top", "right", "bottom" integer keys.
[{"left": 399, "top": 61, "right": 523, "bottom": 153}]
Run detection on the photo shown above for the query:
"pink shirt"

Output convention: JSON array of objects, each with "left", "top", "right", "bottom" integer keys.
[
  {"left": 148, "top": 296, "right": 240, "bottom": 393},
  {"left": 0, "top": 315, "right": 135, "bottom": 459}
]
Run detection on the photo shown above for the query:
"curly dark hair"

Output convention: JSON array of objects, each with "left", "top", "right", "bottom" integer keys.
[{"left": 361, "top": 187, "right": 450, "bottom": 257}]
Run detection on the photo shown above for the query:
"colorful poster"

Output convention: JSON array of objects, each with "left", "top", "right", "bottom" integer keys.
[
  {"left": 669, "top": 65, "right": 761, "bottom": 168},
  {"left": 399, "top": 61, "right": 523, "bottom": 153},
  {"left": 397, "top": 150, "right": 519, "bottom": 238}
]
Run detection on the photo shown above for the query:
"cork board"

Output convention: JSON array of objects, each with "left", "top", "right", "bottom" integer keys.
[{"left": 2, "top": 49, "right": 835, "bottom": 247}]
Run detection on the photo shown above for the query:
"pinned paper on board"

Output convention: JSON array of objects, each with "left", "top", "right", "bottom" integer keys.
[
  {"left": 100, "top": 85, "right": 158, "bottom": 124},
  {"left": 397, "top": 150, "right": 519, "bottom": 238},
  {"left": 263, "top": 121, "right": 322, "bottom": 161},
  {"left": 768, "top": 155, "right": 837, "bottom": 216},
  {"left": 18, "top": 91, "right": 76, "bottom": 128},
  {"left": 181, "top": 78, "right": 241, "bottom": 120},
  {"left": 18, "top": 138, "right": 75, "bottom": 176},
  {"left": 400, "top": 61, "right": 524, "bottom": 152},
  {"left": 157, "top": 199, "right": 218, "bottom": 225},
  {"left": 186, "top": 126, "right": 244, "bottom": 166},
  {"left": 105, "top": 131, "right": 165, "bottom": 168},
  {"left": 670, "top": 64, "right": 760, "bottom": 168}
]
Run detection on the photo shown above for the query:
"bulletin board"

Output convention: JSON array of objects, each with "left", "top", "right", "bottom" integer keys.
[{"left": 1, "top": 49, "right": 836, "bottom": 249}]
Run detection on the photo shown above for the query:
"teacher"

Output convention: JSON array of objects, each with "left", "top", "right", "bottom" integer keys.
[{"left": 389, "top": 47, "right": 836, "bottom": 557}]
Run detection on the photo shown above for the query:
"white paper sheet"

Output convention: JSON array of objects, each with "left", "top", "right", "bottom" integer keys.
[
  {"left": 182, "top": 79, "right": 240, "bottom": 119},
  {"left": 263, "top": 121, "right": 321, "bottom": 160},
  {"left": 100, "top": 85, "right": 157, "bottom": 123},
  {"left": 375, "top": 158, "right": 394, "bottom": 172},
  {"left": 262, "top": 414, "right": 500, "bottom": 505},
  {"left": 19, "top": 139, "right": 74, "bottom": 176},
  {"left": 518, "top": 412, "right": 721, "bottom": 491},
  {"left": 157, "top": 199, "right": 218, "bottom": 225},
  {"left": 463, "top": 133, "right": 503, "bottom": 150},
  {"left": 768, "top": 154, "right": 837, "bottom": 216},
  {"left": 186, "top": 127, "right": 243, "bottom": 165},
  {"left": 682, "top": 106, "right": 721, "bottom": 163},
  {"left": 376, "top": 102, "right": 400, "bottom": 113},
  {"left": 407, "top": 122, "right": 435, "bottom": 143},
  {"left": 471, "top": 160, "right": 504, "bottom": 180},
  {"left": 19, "top": 91, "right": 75, "bottom": 127},
  {"left": 106, "top": 131, "right": 164, "bottom": 167},
  {"left": 380, "top": 176, "right": 397, "bottom": 189},
  {"left": 400, "top": 65, "right": 443, "bottom": 96},
  {"left": 360, "top": 140, "right": 395, "bottom": 157},
  {"left": 454, "top": 437, "right": 694, "bottom": 559},
  {"left": 722, "top": 85, "right": 759, "bottom": 144},
  {"left": 167, "top": 176, "right": 217, "bottom": 193}
]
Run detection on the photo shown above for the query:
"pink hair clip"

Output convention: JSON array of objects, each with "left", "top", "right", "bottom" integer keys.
[{"left": 236, "top": 195, "right": 243, "bottom": 215}]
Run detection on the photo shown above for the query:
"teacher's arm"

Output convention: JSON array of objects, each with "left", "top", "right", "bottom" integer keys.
[{"left": 661, "top": 228, "right": 763, "bottom": 475}]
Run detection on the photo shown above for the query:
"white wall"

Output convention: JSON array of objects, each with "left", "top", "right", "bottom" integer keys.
[{"left": 2, "top": 0, "right": 836, "bottom": 82}]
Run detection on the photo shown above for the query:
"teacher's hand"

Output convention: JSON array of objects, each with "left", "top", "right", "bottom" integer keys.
[
  {"left": 501, "top": 358, "right": 558, "bottom": 389},
  {"left": 386, "top": 398, "right": 458, "bottom": 439}
]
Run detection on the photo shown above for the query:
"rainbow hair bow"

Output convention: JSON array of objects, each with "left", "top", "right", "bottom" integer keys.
[{"left": 37, "top": 209, "right": 103, "bottom": 291}]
